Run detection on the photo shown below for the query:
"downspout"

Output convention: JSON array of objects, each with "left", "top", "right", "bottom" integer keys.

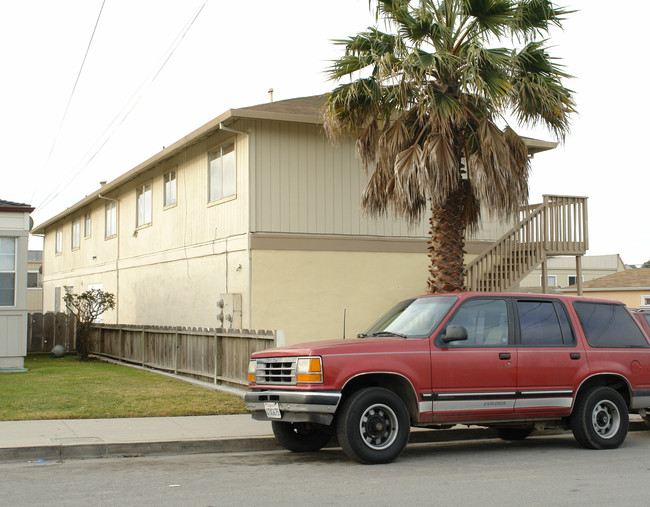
[
  {"left": 98, "top": 194, "right": 119, "bottom": 323},
  {"left": 217, "top": 121, "right": 252, "bottom": 328}
]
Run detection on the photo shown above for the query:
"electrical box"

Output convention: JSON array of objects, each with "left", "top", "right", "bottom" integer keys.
[{"left": 220, "top": 293, "right": 242, "bottom": 329}]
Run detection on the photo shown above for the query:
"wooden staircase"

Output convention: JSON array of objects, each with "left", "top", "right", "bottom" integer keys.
[{"left": 464, "top": 195, "right": 588, "bottom": 292}]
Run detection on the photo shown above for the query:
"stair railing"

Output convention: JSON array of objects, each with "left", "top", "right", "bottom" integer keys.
[{"left": 464, "top": 195, "right": 588, "bottom": 291}]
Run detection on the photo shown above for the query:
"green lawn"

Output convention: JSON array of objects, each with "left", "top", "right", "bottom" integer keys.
[{"left": 0, "top": 355, "right": 247, "bottom": 421}]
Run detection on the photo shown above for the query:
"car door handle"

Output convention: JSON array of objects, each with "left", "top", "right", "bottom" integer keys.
[
  {"left": 499, "top": 353, "right": 511, "bottom": 360},
  {"left": 570, "top": 353, "right": 581, "bottom": 360}
]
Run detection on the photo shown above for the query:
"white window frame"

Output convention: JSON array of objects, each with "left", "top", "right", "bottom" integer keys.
[
  {"left": 71, "top": 218, "right": 81, "bottom": 250},
  {"left": 208, "top": 142, "right": 236, "bottom": 203},
  {"left": 55, "top": 228, "right": 63, "bottom": 254},
  {"left": 540, "top": 275, "right": 558, "bottom": 287},
  {"left": 54, "top": 286, "right": 61, "bottom": 312},
  {"left": 27, "top": 270, "right": 40, "bottom": 289},
  {"left": 0, "top": 237, "right": 16, "bottom": 307},
  {"left": 136, "top": 183, "right": 152, "bottom": 227},
  {"left": 163, "top": 170, "right": 177, "bottom": 208},
  {"left": 641, "top": 295, "right": 650, "bottom": 308},
  {"left": 105, "top": 201, "right": 117, "bottom": 239},
  {"left": 84, "top": 213, "right": 92, "bottom": 238}
]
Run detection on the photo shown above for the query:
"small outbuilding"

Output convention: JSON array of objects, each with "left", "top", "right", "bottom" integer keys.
[{"left": 0, "top": 199, "right": 34, "bottom": 370}]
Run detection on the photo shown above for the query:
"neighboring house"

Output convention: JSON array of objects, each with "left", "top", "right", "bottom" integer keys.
[
  {"left": 0, "top": 199, "right": 34, "bottom": 370},
  {"left": 519, "top": 254, "right": 626, "bottom": 292},
  {"left": 27, "top": 250, "right": 43, "bottom": 313},
  {"left": 33, "top": 95, "right": 561, "bottom": 345},
  {"left": 562, "top": 268, "right": 650, "bottom": 309}
]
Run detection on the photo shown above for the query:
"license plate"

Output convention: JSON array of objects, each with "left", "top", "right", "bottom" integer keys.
[{"left": 264, "top": 402, "right": 281, "bottom": 419}]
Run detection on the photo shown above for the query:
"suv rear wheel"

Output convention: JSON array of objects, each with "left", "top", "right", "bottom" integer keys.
[{"left": 571, "top": 386, "right": 629, "bottom": 449}]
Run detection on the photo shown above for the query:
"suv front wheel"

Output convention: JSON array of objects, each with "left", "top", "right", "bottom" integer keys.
[
  {"left": 571, "top": 386, "right": 629, "bottom": 449},
  {"left": 336, "top": 387, "right": 410, "bottom": 464}
]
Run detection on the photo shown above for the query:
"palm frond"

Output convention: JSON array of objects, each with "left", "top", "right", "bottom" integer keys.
[
  {"left": 511, "top": 0, "right": 575, "bottom": 41},
  {"left": 508, "top": 41, "right": 575, "bottom": 140},
  {"left": 460, "top": 0, "right": 514, "bottom": 39}
]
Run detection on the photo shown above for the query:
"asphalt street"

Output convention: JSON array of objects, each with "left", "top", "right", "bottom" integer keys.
[{"left": 2, "top": 431, "right": 650, "bottom": 506}]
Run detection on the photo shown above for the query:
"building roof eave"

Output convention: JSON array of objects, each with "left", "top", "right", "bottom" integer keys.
[{"left": 31, "top": 95, "right": 558, "bottom": 234}]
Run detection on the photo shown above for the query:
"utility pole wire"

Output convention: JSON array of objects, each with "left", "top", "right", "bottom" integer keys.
[
  {"left": 36, "top": 0, "right": 208, "bottom": 213},
  {"left": 32, "top": 0, "right": 106, "bottom": 205}
]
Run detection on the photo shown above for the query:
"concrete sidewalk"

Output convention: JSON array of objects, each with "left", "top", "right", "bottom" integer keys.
[
  {"left": 0, "top": 414, "right": 281, "bottom": 462},
  {"left": 1, "top": 413, "right": 646, "bottom": 463}
]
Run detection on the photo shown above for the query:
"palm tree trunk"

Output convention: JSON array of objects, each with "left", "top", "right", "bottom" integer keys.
[{"left": 427, "top": 181, "right": 467, "bottom": 293}]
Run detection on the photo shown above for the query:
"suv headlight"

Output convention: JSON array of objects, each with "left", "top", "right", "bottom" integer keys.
[
  {"left": 296, "top": 357, "right": 323, "bottom": 383},
  {"left": 248, "top": 359, "right": 256, "bottom": 383}
]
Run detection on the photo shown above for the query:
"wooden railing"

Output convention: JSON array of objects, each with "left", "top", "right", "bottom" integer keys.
[{"left": 465, "top": 195, "right": 588, "bottom": 292}]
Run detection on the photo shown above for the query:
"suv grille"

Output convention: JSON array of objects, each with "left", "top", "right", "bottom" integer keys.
[{"left": 255, "top": 357, "right": 297, "bottom": 385}]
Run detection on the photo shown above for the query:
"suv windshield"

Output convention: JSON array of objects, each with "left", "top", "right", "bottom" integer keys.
[{"left": 362, "top": 296, "right": 458, "bottom": 338}]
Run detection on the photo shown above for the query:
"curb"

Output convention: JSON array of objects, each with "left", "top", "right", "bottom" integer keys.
[{"left": 2, "top": 421, "right": 646, "bottom": 463}]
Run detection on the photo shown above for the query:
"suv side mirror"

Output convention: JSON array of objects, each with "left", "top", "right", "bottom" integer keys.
[{"left": 442, "top": 325, "right": 468, "bottom": 343}]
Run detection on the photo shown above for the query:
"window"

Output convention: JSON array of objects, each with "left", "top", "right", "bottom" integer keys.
[
  {"left": 55, "top": 228, "right": 63, "bottom": 254},
  {"left": 441, "top": 298, "right": 509, "bottom": 347},
  {"left": 164, "top": 170, "right": 176, "bottom": 207},
  {"left": 567, "top": 275, "right": 583, "bottom": 286},
  {"left": 540, "top": 275, "right": 557, "bottom": 287},
  {"left": 136, "top": 183, "right": 152, "bottom": 227},
  {"left": 363, "top": 296, "right": 458, "bottom": 338},
  {"left": 71, "top": 219, "right": 80, "bottom": 250},
  {"left": 0, "top": 237, "right": 16, "bottom": 306},
  {"left": 27, "top": 271, "right": 40, "bottom": 289},
  {"left": 208, "top": 143, "right": 235, "bottom": 202},
  {"left": 105, "top": 201, "right": 117, "bottom": 238},
  {"left": 517, "top": 300, "right": 574, "bottom": 346},
  {"left": 574, "top": 302, "right": 649, "bottom": 348},
  {"left": 54, "top": 286, "right": 61, "bottom": 312},
  {"left": 641, "top": 295, "right": 650, "bottom": 308},
  {"left": 84, "top": 213, "right": 91, "bottom": 238}
]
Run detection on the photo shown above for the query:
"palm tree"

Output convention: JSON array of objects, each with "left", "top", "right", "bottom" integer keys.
[{"left": 324, "top": 0, "right": 575, "bottom": 292}]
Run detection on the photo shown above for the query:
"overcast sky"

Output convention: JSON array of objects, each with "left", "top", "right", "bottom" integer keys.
[{"left": 1, "top": 0, "right": 647, "bottom": 264}]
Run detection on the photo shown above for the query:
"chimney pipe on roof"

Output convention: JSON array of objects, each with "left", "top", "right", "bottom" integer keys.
[
  {"left": 268, "top": 88, "right": 274, "bottom": 103},
  {"left": 99, "top": 181, "right": 107, "bottom": 186}
]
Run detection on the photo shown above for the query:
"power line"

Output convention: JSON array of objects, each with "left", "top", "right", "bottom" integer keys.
[
  {"left": 32, "top": 0, "right": 106, "bottom": 204},
  {"left": 36, "top": 0, "right": 208, "bottom": 213}
]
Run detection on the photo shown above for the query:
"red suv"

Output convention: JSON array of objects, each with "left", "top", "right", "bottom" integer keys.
[
  {"left": 633, "top": 309, "right": 650, "bottom": 335},
  {"left": 246, "top": 293, "right": 650, "bottom": 464}
]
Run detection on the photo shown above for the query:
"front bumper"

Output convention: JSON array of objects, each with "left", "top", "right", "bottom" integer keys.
[{"left": 245, "top": 390, "right": 342, "bottom": 425}]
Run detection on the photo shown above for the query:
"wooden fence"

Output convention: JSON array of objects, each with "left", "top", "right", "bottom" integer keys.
[
  {"left": 27, "top": 312, "right": 76, "bottom": 353},
  {"left": 26, "top": 313, "right": 280, "bottom": 388},
  {"left": 88, "top": 324, "right": 279, "bottom": 387}
]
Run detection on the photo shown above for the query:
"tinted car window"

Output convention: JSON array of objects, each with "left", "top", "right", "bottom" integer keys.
[
  {"left": 555, "top": 301, "right": 575, "bottom": 344},
  {"left": 442, "top": 298, "right": 509, "bottom": 347},
  {"left": 517, "top": 301, "right": 562, "bottom": 346},
  {"left": 517, "top": 300, "right": 574, "bottom": 346},
  {"left": 574, "top": 302, "right": 649, "bottom": 348}
]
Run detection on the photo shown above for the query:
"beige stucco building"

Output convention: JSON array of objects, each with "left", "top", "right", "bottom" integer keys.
[
  {"left": 561, "top": 268, "right": 650, "bottom": 309},
  {"left": 1, "top": 199, "right": 34, "bottom": 369},
  {"left": 33, "top": 95, "right": 557, "bottom": 345},
  {"left": 519, "top": 254, "right": 626, "bottom": 292}
]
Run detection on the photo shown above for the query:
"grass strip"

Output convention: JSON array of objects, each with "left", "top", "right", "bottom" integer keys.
[{"left": 0, "top": 355, "right": 247, "bottom": 421}]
